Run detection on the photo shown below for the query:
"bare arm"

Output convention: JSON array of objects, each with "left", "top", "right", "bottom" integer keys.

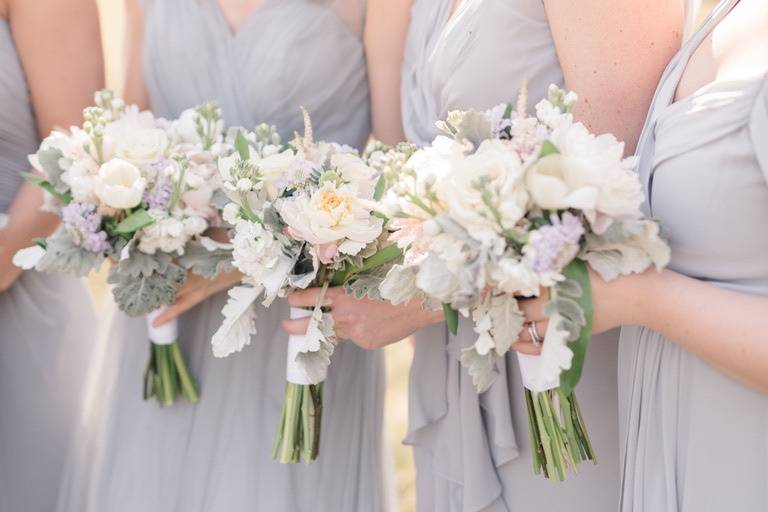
[
  {"left": 544, "top": 0, "right": 685, "bottom": 153},
  {"left": 364, "top": 0, "right": 412, "bottom": 145},
  {"left": 0, "top": 0, "right": 103, "bottom": 292},
  {"left": 515, "top": 269, "right": 768, "bottom": 395},
  {"left": 123, "top": 0, "right": 149, "bottom": 108},
  {"left": 636, "top": 271, "right": 768, "bottom": 394}
]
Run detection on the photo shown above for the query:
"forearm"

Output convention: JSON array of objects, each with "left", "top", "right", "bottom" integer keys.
[
  {"left": 0, "top": 183, "right": 58, "bottom": 291},
  {"left": 634, "top": 270, "right": 768, "bottom": 393}
]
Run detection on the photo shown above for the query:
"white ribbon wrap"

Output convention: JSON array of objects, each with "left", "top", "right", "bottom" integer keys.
[
  {"left": 516, "top": 353, "right": 560, "bottom": 392},
  {"left": 286, "top": 307, "right": 324, "bottom": 385},
  {"left": 146, "top": 309, "right": 178, "bottom": 346}
]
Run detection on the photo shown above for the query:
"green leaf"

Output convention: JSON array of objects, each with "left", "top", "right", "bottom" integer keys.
[
  {"left": 443, "top": 303, "right": 459, "bottom": 336},
  {"left": 559, "top": 260, "right": 593, "bottom": 396},
  {"left": 33, "top": 238, "right": 48, "bottom": 250},
  {"left": 373, "top": 174, "right": 386, "bottom": 201},
  {"left": 114, "top": 209, "right": 154, "bottom": 235},
  {"left": 539, "top": 140, "right": 560, "bottom": 158},
  {"left": 330, "top": 244, "right": 403, "bottom": 286},
  {"left": 234, "top": 130, "right": 250, "bottom": 160},
  {"left": 20, "top": 171, "right": 72, "bottom": 204}
]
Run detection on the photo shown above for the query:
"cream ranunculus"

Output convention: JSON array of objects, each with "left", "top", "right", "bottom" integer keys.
[
  {"left": 115, "top": 128, "right": 169, "bottom": 165},
  {"left": 94, "top": 158, "right": 147, "bottom": 209},
  {"left": 330, "top": 152, "right": 378, "bottom": 198},
  {"left": 437, "top": 139, "right": 528, "bottom": 245}
]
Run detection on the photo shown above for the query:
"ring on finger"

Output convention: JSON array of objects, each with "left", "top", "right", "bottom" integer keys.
[{"left": 527, "top": 321, "right": 543, "bottom": 347}]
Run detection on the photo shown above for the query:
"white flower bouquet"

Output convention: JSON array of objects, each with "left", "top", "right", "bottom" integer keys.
[
  {"left": 14, "top": 91, "right": 233, "bottom": 406},
  {"left": 212, "top": 112, "right": 401, "bottom": 463},
  {"left": 377, "top": 85, "right": 670, "bottom": 479}
]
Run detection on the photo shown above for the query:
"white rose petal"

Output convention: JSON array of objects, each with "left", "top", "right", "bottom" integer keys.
[{"left": 94, "top": 158, "right": 146, "bottom": 209}]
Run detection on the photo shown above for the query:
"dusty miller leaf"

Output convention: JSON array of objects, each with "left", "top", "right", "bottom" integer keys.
[
  {"left": 177, "top": 239, "right": 234, "bottom": 279},
  {"left": 36, "top": 147, "right": 68, "bottom": 193},
  {"left": 36, "top": 228, "right": 104, "bottom": 277},
  {"left": 459, "top": 348, "right": 497, "bottom": 393},
  {"left": 108, "top": 252, "right": 186, "bottom": 316}
]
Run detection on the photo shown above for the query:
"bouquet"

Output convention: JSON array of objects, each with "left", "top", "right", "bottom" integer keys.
[
  {"left": 211, "top": 112, "right": 401, "bottom": 463},
  {"left": 377, "top": 85, "right": 670, "bottom": 480},
  {"left": 14, "top": 91, "right": 233, "bottom": 406}
]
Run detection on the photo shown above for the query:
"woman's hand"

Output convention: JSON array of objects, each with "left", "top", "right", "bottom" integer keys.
[
  {"left": 152, "top": 270, "right": 242, "bottom": 326},
  {"left": 512, "top": 268, "right": 649, "bottom": 355},
  {"left": 282, "top": 287, "right": 444, "bottom": 350}
]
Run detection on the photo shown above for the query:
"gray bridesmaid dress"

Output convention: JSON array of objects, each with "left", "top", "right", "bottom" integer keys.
[
  {"left": 56, "top": 2, "right": 387, "bottom": 511},
  {"left": 620, "top": 1, "right": 768, "bottom": 510},
  {"left": 0, "top": 19, "right": 97, "bottom": 512},
  {"left": 400, "top": 1, "right": 622, "bottom": 510}
]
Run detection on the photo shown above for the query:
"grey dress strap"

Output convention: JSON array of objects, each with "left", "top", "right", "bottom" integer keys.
[{"left": 635, "top": 0, "right": 739, "bottom": 210}]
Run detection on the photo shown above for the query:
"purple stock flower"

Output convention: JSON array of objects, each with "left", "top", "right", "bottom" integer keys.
[
  {"left": 144, "top": 160, "right": 173, "bottom": 210},
  {"left": 527, "top": 212, "right": 585, "bottom": 275},
  {"left": 61, "top": 202, "right": 111, "bottom": 253}
]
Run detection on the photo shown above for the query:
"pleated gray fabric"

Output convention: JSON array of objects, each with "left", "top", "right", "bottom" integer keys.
[
  {"left": 620, "top": 1, "right": 768, "bottom": 510},
  {"left": 56, "top": 2, "right": 388, "bottom": 511},
  {"left": 401, "top": 1, "right": 622, "bottom": 510},
  {"left": 0, "top": 19, "right": 98, "bottom": 512}
]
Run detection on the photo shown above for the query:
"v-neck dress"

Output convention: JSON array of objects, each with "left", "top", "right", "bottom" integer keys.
[
  {"left": 396, "top": 0, "right": 684, "bottom": 510},
  {"left": 620, "top": 1, "right": 768, "bottom": 510},
  {"left": 56, "top": 2, "right": 388, "bottom": 511},
  {"left": 0, "top": 18, "right": 97, "bottom": 512}
]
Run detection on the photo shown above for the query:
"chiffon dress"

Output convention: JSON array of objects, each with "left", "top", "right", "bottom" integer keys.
[
  {"left": 0, "top": 18, "right": 97, "bottom": 512},
  {"left": 56, "top": 2, "right": 388, "bottom": 511},
  {"left": 620, "top": 1, "right": 768, "bottom": 510}
]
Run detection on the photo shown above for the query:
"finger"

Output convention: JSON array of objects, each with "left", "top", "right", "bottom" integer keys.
[
  {"left": 153, "top": 292, "right": 204, "bottom": 326},
  {"left": 281, "top": 317, "right": 311, "bottom": 336},
  {"left": 512, "top": 341, "right": 542, "bottom": 356},
  {"left": 518, "top": 297, "right": 547, "bottom": 322},
  {"left": 287, "top": 287, "right": 325, "bottom": 308},
  {"left": 517, "top": 319, "right": 549, "bottom": 343}
]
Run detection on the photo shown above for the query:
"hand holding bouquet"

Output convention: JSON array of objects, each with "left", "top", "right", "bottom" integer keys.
[
  {"left": 212, "top": 112, "right": 401, "bottom": 463},
  {"left": 14, "top": 91, "right": 233, "bottom": 406},
  {"left": 377, "top": 85, "right": 670, "bottom": 479}
]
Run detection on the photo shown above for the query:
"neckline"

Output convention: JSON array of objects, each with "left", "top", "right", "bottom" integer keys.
[
  {"left": 211, "top": 0, "right": 270, "bottom": 39},
  {"left": 666, "top": 0, "right": 740, "bottom": 110}
]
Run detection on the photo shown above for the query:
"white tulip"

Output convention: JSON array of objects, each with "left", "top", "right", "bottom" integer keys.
[{"left": 94, "top": 158, "right": 146, "bottom": 209}]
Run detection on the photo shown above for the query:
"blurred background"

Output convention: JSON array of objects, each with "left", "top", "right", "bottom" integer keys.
[{"left": 92, "top": 1, "right": 718, "bottom": 511}]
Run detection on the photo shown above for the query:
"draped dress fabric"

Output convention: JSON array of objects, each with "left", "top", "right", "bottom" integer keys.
[
  {"left": 620, "top": 1, "right": 768, "bottom": 510},
  {"left": 400, "top": 1, "right": 630, "bottom": 510},
  {"left": 0, "top": 18, "right": 97, "bottom": 512},
  {"left": 56, "top": 1, "right": 388, "bottom": 511}
]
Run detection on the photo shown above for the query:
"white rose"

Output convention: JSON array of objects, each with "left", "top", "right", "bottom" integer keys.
[
  {"left": 94, "top": 158, "right": 146, "bottom": 209},
  {"left": 437, "top": 139, "right": 528, "bottom": 244},
  {"left": 115, "top": 128, "right": 169, "bottom": 165}
]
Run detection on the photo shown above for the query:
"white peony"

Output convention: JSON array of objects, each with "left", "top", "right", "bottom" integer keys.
[
  {"left": 94, "top": 158, "right": 146, "bottom": 209},
  {"left": 527, "top": 123, "right": 643, "bottom": 232},
  {"left": 114, "top": 128, "right": 169, "bottom": 165},
  {"left": 277, "top": 181, "right": 383, "bottom": 261}
]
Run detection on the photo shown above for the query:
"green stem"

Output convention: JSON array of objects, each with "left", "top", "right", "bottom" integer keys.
[
  {"left": 154, "top": 344, "right": 175, "bottom": 407},
  {"left": 169, "top": 341, "right": 199, "bottom": 403}
]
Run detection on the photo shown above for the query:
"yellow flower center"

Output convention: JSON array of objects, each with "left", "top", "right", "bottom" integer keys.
[{"left": 317, "top": 189, "right": 352, "bottom": 215}]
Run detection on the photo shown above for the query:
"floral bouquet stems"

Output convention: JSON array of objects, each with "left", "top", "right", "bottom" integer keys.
[
  {"left": 517, "top": 260, "right": 595, "bottom": 480},
  {"left": 144, "top": 310, "right": 199, "bottom": 406}
]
